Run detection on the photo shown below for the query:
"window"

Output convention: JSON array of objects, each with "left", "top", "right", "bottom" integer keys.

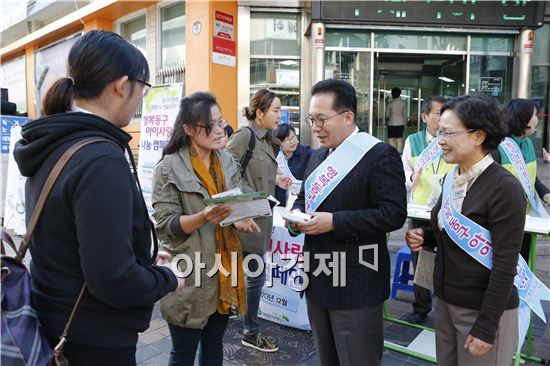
[
  {"left": 469, "top": 55, "right": 513, "bottom": 104},
  {"left": 1, "top": 56, "right": 27, "bottom": 114},
  {"left": 160, "top": 2, "right": 185, "bottom": 68},
  {"left": 375, "top": 32, "right": 466, "bottom": 51},
  {"left": 250, "top": 12, "right": 301, "bottom": 135},
  {"left": 530, "top": 24, "right": 550, "bottom": 156},
  {"left": 470, "top": 35, "right": 513, "bottom": 53},
  {"left": 120, "top": 15, "right": 146, "bottom": 55}
]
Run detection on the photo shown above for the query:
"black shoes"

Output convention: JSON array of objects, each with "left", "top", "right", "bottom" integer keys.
[{"left": 406, "top": 312, "right": 428, "bottom": 324}]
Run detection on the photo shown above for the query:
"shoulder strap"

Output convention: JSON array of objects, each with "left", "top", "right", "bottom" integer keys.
[
  {"left": 16, "top": 137, "right": 115, "bottom": 261},
  {"left": 240, "top": 126, "right": 256, "bottom": 177}
]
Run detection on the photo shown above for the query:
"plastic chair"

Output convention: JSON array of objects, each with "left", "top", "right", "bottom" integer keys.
[{"left": 390, "top": 246, "right": 414, "bottom": 299}]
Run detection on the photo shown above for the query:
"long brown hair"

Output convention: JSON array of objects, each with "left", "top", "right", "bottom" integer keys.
[{"left": 161, "top": 92, "right": 219, "bottom": 158}]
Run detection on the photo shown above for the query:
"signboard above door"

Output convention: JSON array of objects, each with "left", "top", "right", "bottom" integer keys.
[{"left": 312, "top": 1, "right": 545, "bottom": 29}]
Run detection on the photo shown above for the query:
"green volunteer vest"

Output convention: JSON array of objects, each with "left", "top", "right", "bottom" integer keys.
[
  {"left": 408, "top": 129, "right": 454, "bottom": 206},
  {"left": 498, "top": 134, "right": 538, "bottom": 213}
]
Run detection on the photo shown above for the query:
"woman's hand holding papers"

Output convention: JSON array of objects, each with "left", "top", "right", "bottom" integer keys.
[
  {"left": 234, "top": 219, "right": 261, "bottom": 233},
  {"left": 202, "top": 204, "right": 232, "bottom": 225}
]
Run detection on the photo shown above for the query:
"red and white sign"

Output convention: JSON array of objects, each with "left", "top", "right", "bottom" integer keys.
[{"left": 213, "top": 10, "right": 236, "bottom": 67}]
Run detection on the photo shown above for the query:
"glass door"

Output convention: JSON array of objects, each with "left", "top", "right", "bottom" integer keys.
[{"left": 374, "top": 71, "right": 421, "bottom": 143}]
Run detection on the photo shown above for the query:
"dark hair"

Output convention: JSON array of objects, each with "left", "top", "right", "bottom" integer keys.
[
  {"left": 391, "top": 87, "right": 401, "bottom": 99},
  {"left": 42, "top": 30, "right": 150, "bottom": 116},
  {"left": 505, "top": 98, "right": 537, "bottom": 136},
  {"left": 311, "top": 79, "right": 357, "bottom": 120},
  {"left": 162, "top": 92, "right": 219, "bottom": 158},
  {"left": 224, "top": 124, "right": 234, "bottom": 138},
  {"left": 422, "top": 96, "right": 446, "bottom": 115},
  {"left": 243, "top": 89, "right": 277, "bottom": 120},
  {"left": 275, "top": 123, "right": 296, "bottom": 141},
  {"left": 441, "top": 93, "right": 506, "bottom": 152}
]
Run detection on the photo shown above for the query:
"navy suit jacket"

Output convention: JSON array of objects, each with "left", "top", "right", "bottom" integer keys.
[
  {"left": 275, "top": 143, "right": 313, "bottom": 206},
  {"left": 292, "top": 138, "right": 407, "bottom": 309}
]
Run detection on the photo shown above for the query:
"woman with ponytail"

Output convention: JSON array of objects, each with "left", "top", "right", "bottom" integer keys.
[
  {"left": 13, "top": 30, "right": 184, "bottom": 365},
  {"left": 225, "top": 89, "right": 291, "bottom": 352}
]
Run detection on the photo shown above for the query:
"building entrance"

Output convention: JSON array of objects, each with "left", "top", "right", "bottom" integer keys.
[{"left": 374, "top": 53, "right": 465, "bottom": 143}]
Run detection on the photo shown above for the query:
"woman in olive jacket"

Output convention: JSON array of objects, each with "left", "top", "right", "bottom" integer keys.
[{"left": 152, "top": 92, "right": 259, "bottom": 366}]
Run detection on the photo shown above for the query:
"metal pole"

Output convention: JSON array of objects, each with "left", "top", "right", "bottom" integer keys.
[
  {"left": 310, "top": 22, "right": 325, "bottom": 148},
  {"left": 517, "top": 28, "right": 533, "bottom": 98}
]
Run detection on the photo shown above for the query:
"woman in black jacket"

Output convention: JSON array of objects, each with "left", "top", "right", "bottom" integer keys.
[
  {"left": 405, "top": 94, "right": 525, "bottom": 365},
  {"left": 14, "top": 30, "right": 184, "bottom": 366},
  {"left": 274, "top": 124, "right": 312, "bottom": 207}
]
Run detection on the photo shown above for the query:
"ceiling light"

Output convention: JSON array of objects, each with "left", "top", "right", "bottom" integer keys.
[
  {"left": 279, "top": 60, "right": 298, "bottom": 66},
  {"left": 438, "top": 76, "right": 455, "bottom": 83}
]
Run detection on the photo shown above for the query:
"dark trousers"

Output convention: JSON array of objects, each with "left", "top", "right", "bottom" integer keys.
[
  {"left": 48, "top": 338, "right": 136, "bottom": 366},
  {"left": 410, "top": 219, "right": 432, "bottom": 315},
  {"left": 306, "top": 297, "right": 383, "bottom": 366},
  {"left": 167, "top": 312, "right": 229, "bottom": 366},
  {"left": 520, "top": 233, "right": 531, "bottom": 262},
  {"left": 243, "top": 251, "right": 265, "bottom": 338}
]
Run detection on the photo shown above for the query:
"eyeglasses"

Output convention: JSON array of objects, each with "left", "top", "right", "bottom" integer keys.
[
  {"left": 196, "top": 119, "right": 228, "bottom": 131},
  {"left": 130, "top": 78, "right": 152, "bottom": 97},
  {"left": 283, "top": 135, "right": 298, "bottom": 143},
  {"left": 436, "top": 129, "right": 475, "bottom": 141},
  {"left": 305, "top": 110, "right": 350, "bottom": 128}
]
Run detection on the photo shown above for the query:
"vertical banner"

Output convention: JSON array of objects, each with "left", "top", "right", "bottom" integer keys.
[
  {"left": 137, "top": 84, "right": 183, "bottom": 216},
  {"left": 3, "top": 121, "right": 29, "bottom": 234},
  {"left": 260, "top": 222, "right": 311, "bottom": 331},
  {"left": 212, "top": 10, "right": 236, "bottom": 67}
]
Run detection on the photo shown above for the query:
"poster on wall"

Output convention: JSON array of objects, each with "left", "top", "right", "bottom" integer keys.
[
  {"left": 0, "top": 56, "right": 27, "bottom": 114},
  {"left": 259, "top": 219, "right": 311, "bottom": 331},
  {"left": 2, "top": 117, "right": 30, "bottom": 234},
  {"left": 137, "top": 83, "right": 183, "bottom": 216},
  {"left": 34, "top": 34, "right": 81, "bottom": 117},
  {"left": 212, "top": 10, "right": 236, "bottom": 67}
]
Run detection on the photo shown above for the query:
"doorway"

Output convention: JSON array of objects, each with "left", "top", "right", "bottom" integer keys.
[{"left": 374, "top": 53, "right": 466, "bottom": 144}]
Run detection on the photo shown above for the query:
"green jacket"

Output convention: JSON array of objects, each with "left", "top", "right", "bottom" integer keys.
[
  {"left": 225, "top": 120, "right": 280, "bottom": 254},
  {"left": 152, "top": 146, "right": 243, "bottom": 329}
]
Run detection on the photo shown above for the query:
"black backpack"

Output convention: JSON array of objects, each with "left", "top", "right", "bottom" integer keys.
[{"left": 239, "top": 126, "right": 256, "bottom": 177}]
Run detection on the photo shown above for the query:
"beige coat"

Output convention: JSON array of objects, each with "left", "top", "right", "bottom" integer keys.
[
  {"left": 225, "top": 120, "right": 280, "bottom": 254},
  {"left": 152, "top": 146, "right": 242, "bottom": 329}
]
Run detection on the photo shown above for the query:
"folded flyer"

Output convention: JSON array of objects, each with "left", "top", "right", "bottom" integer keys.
[{"left": 204, "top": 188, "right": 272, "bottom": 226}]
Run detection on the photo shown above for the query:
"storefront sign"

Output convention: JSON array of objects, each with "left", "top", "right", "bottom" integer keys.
[
  {"left": 0, "top": 116, "right": 30, "bottom": 154},
  {"left": 137, "top": 83, "right": 183, "bottom": 216},
  {"left": 480, "top": 77, "right": 503, "bottom": 95},
  {"left": 212, "top": 10, "right": 236, "bottom": 67}
]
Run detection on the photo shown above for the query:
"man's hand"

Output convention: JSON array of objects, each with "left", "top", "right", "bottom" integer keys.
[
  {"left": 543, "top": 148, "right": 550, "bottom": 163},
  {"left": 155, "top": 250, "right": 172, "bottom": 265},
  {"left": 296, "top": 212, "right": 334, "bottom": 235},
  {"left": 464, "top": 335, "right": 492, "bottom": 357},
  {"left": 405, "top": 228, "right": 424, "bottom": 252}
]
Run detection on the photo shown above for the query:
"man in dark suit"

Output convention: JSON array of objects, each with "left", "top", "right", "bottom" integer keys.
[{"left": 290, "top": 79, "right": 407, "bottom": 366}]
